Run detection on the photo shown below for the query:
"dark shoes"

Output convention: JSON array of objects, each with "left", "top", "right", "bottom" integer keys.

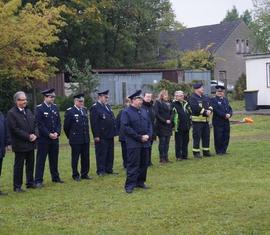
[
  {"left": 73, "top": 176, "right": 81, "bottom": 182},
  {"left": 136, "top": 184, "right": 150, "bottom": 189},
  {"left": 0, "top": 190, "right": 8, "bottom": 196},
  {"left": 81, "top": 175, "right": 93, "bottom": 180},
  {"left": 203, "top": 151, "right": 212, "bottom": 157},
  {"left": 125, "top": 188, "right": 133, "bottom": 194},
  {"left": 52, "top": 179, "right": 64, "bottom": 183},
  {"left": 97, "top": 172, "right": 106, "bottom": 177},
  {"left": 26, "top": 184, "right": 37, "bottom": 189},
  {"left": 35, "top": 183, "right": 44, "bottom": 188},
  {"left": 14, "top": 188, "right": 25, "bottom": 193},
  {"left": 193, "top": 152, "right": 202, "bottom": 158},
  {"left": 106, "top": 172, "right": 119, "bottom": 175}
]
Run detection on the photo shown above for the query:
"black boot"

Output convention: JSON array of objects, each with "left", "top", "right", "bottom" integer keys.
[
  {"left": 193, "top": 152, "right": 202, "bottom": 158},
  {"left": 203, "top": 150, "right": 212, "bottom": 157}
]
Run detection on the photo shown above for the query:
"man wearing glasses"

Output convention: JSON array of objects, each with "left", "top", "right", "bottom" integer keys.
[
  {"left": 211, "top": 85, "right": 233, "bottom": 155},
  {"left": 35, "top": 88, "right": 63, "bottom": 188},
  {"left": 7, "top": 91, "right": 38, "bottom": 192},
  {"left": 90, "top": 90, "right": 117, "bottom": 176},
  {"left": 64, "top": 94, "right": 91, "bottom": 181}
]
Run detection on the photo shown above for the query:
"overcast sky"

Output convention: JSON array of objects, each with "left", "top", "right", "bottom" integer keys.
[{"left": 170, "top": 0, "right": 254, "bottom": 28}]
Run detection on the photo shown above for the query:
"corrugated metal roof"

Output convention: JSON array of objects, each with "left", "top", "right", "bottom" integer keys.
[{"left": 92, "top": 68, "right": 182, "bottom": 73}]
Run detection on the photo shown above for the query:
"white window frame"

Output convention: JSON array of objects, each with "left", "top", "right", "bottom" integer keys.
[{"left": 266, "top": 63, "right": 270, "bottom": 87}]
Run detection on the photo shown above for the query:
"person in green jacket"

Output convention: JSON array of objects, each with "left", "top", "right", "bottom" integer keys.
[{"left": 172, "top": 91, "right": 192, "bottom": 160}]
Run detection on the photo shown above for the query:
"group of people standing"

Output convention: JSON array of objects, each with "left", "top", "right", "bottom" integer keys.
[
  {"left": 115, "top": 83, "right": 232, "bottom": 193},
  {"left": 0, "top": 82, "right": 232, "bottom": 195}
]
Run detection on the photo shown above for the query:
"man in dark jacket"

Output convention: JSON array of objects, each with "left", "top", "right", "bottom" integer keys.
[
  {"left": 121, "top": 90, "right": 152, "bottom": 193},
  {"left": 141, "top": 92, "right": 155, "bottom": 166},
  {"left": 64, "top": 94, "right": 91, "bottom": 181},
  {"left": 35, "top": 88, "right": 63, "bottom": 188},
  {"left": 0, "top": 111, "right": 10, "bottom": 195},
  {"left": 172, "top": 91, "right": 192, "bottom": 160},
  {"left": 188, "top": 83, "right": 213, "bottom": 158},
  {"left": 7, "top": 91, "right": 38, "bottom": 192},
  {"left": 211, "top": 85, "right": 233, "bottom": 155},
  {"left": 90, "top": 90, "right": 117, "bottom": 176}
]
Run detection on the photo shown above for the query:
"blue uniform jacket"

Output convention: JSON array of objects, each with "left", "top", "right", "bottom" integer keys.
[
  {"left": 90, "top": 102, "right": 116, "bottom": 139},
  {"left": 36, "top": 102, "right": 61, "bottom": 144},
  {"left": 120, "top": 106, "right": 153, "bottom": 149},
  {"left": 211, "top": 96, "right": 233, "bottom": 126},
  {"left": 64, "top": 106, "right": 90, "bottom": 144},
  {"left": 0, "top": 112, "right": 10, "bottom": 158}
]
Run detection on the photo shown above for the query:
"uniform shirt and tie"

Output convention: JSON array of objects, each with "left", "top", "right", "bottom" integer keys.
[{"left": 35, "top": 101, "right": 62, "bottom": 184}]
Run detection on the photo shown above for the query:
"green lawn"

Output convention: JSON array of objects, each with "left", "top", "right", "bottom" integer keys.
[{"left": 0, "top": 114, "right": 270, "bottom": 234}]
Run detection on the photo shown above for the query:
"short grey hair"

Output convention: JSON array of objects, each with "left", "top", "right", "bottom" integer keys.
[
  {"left": 14, "top": 91, "right": 26, "bottom": 103},
  {"left": 174, "top": 90, "right": 184, "bottom": 96}
]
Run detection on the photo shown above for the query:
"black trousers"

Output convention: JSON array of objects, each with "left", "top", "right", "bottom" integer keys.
[
  {"left": 192, "top": 122, "right": 210, "bottom": 152},
  {"left": 95, "top": 138, "right": 114, "bottom": 175},
  {"left": 120, "top": 141, "right": 127, "bottom": 168},
  {"left": 213, "top": 123, "right": 230, "bottom": 154},
  {"left": 125, "top": 147, "right": 149, "bottom": 190},
  {"left": 35, "top": 142, "right": 60, "bottom": 183},
  {"left": 158, "top": 136, "right": 171, "bottom": 159},
  {"left": 148, "top": 140, "right": 153, "bottom": 165},
  {"left": 14, "top": 150, "right": 35, "bottom": 189},
  {"left": 70, "top": 143, "right": 90, "bottom": 178},
  {"left": 0, "top": 157, "right": 2, "bottom": 177},
  {"left": 175, "top": 130, "right": 189, "bottom": 158}
]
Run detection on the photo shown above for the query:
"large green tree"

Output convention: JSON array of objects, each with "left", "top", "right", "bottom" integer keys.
[
  {"left": 30, "top": 0, "right": 182, "bottom": 69},
  {"left": 0, "top": 0, "right": 65, "bottom": 81},
  {"left": 222, "top": 5, "right": 253, "bottom": 26},
  {"left": 251, "top": 0, "right": 270, "bottom": 51}
]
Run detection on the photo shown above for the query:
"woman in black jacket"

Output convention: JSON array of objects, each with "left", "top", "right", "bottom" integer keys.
[
  {"left": 154, "top": 90, "right": 173, "bottom": 163},
  {"left": 172, "top": 91, "right": 192, "bottom": 160}
]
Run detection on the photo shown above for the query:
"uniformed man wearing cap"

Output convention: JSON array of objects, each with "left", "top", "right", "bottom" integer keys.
[
  {"left": 64, "top": 94, "right": 91, "bottom": 181},
  {"left": 121, "top": 90, "right": 152, "bottom": 193},
  {"left": 90, "top": 90, "right": 117, "bottom": 176},
  {"left": 188, "top": 83, "right": 213, "bottom": 158},
  {"left": 35, "top": 88, "right": 63, "bottom": 187},
  {"left": 211, "top": 85, "right": 233, "bottom": 155}
]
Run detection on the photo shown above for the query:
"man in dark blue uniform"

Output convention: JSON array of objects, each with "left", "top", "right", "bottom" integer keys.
[
  {"left": 0, "top": 111, "right": 10, "bottom": 195},
  {"left": 189, "top": 83, "right": 213, "bottom": 158},
  {"left": 90, "top": 90, "right": 117, "bottom": 176},
  {"left": 121, "top": 90, "right": 152, "bottom": 194},
  {"left": 35, "top": 88, "right": 63, "bottom": 187},
  {"left": 211, "top": 85, "right": 233, "bottom": 155},
  {"left": 64, "top": 94, "right": 91, "bottom": 181}
]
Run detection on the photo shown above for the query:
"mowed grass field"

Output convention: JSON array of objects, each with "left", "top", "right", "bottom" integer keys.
[{"left": 0, "top": 112, "right": 270, "bottom": 234}]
